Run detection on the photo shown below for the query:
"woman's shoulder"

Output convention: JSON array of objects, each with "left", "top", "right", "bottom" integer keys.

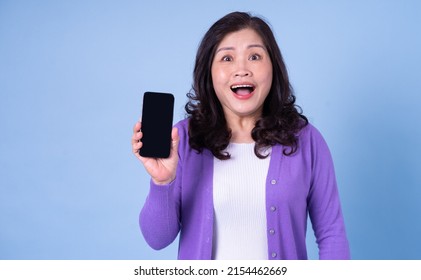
[
  {"left": 174, "top": 118, "right": 191, "bottom": 154},
  {"left": 297, "top": 122, "right": 330, "bottom": 150},
  {"left": 175, "top": 117, "right": 189, "bottom": 126},
  {"left": 298, "top": 121, "right": 323, "bottom": 138},
  {"left": 174, "top": 118, "right": 189, "bottom": 136},
  {"left": 173, "top": 118, "right": 212, "bottom": 163}
]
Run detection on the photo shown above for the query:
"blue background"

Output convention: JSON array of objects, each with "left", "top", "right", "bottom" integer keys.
[{"left": 1, "top": 0, "right": 420, "bottom": 260}]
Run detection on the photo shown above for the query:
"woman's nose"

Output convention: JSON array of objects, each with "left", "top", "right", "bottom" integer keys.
[
  {"left": 234, "top": 58, "right": 252, "bottom": 78},
  {"left": 235, "top": 70, "right": 251, "bottom": 77},
  {"left": 234, "top": 62, "right": 252, "bottom": 77}
]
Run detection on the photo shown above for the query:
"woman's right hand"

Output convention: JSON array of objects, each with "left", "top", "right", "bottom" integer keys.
[{"left": 132, "top": 121, "right": 180, "bottom": 185}]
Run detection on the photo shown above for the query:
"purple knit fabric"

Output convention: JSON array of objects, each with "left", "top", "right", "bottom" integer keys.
[{"left": 140, "top": 118, "right": 350, "bottom": 259}]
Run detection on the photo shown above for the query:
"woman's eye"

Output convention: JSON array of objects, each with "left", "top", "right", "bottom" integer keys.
[
  {"left": 222, "top": 56, "right": 232, "bottom": 62},
  {"left": 250, "top": 54, "right": 261, "bottom": 61}
]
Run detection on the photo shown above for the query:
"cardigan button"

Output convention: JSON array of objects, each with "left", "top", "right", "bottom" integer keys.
[
  {"left": 271, "top": 252, "right": 277, "bottom": 258},
  {"left": 270, "top": 206, "right": 276, "bottom": 212},
  {"left": 269, "top": 229, "right": 275, "bottom": 235},
  {"left": 270, "top": 179, "right": 277, "bottom": 185}
]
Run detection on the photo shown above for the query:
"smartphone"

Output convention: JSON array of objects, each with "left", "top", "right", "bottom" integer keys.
[{"left": 139, "top": 92, "right": 175, "bottom": 158}]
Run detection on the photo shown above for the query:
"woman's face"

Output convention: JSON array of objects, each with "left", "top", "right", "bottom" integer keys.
[{"left": 211, "top": 28, "right": 273, "bottom": 121}]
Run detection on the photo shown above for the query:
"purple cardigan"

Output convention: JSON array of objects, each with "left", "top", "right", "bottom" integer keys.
[{"left": 139, "top": 118, "right": 350, "bottom": 259}]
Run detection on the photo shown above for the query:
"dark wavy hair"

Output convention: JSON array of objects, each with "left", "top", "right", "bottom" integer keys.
[{"left": 185, "top": 11, "right": 308, "bottom": 160}]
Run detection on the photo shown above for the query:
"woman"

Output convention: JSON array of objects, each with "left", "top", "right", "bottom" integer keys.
[{"left": 132, "top": 11, "right": 350, "bottom": 260}]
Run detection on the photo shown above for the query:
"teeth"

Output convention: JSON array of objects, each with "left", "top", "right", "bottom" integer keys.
[{"left": 231, "top": 84, "right": 254, "bottom": 89}]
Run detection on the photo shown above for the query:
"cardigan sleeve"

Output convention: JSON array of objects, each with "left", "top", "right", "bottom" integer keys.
[
  {"left": 139, "top": 177, "right": 181, "bottom": 250},
  {"left": 306, "top": 126, "right": 351, "bottom": 259},
  {"left": 139, "top": 121, "right": 186, "bottom": 250}
]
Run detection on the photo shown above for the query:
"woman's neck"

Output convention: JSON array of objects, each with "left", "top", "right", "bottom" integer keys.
[{"left": 226, "top": 115, "right": 257, "bottom": 144}]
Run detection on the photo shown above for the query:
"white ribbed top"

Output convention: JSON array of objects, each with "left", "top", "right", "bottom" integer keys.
[{"left": 212, "top": 142, "right": 271, "bottom": 260}]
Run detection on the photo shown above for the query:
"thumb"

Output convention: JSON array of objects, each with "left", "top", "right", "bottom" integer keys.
[{"left": 171, "top": 127, "right": 180, "bottom": 155}]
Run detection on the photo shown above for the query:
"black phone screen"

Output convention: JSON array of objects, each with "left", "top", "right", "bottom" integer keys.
[{"left": 139, "top": 92, "right": 174, "bottom": 158}]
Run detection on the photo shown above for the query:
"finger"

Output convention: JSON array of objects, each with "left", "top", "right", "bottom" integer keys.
[
  {"left": 171, "top": 127, "right": 179, "bottom": 143},
  {"left": 132, "top": 122, "right": 141, "bottom": 143},
  {"left": 170, "top": 127, "right": 180, "bottom": 155},
  {"left": 131, "top": 131, "right": 143, "bottom": 145},
  {"left": 133, "top": 121, "right": 141, "bottom": 133},
  {"left": 132, "top": 140, "right": 143, "bottom": 154}
]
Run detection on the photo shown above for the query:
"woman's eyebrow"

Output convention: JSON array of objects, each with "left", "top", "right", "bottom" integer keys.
[
  {"left": 248, "top": 44, "right": 266, "bottom": 50},
  {"left": 216, "top": 44, "right": 266, "bottom": 53},
  {"left": 215, "top": 46, "right": 234, "bottom": 53}
]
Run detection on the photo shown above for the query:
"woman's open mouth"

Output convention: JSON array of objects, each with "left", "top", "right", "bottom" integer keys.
[{"left": 230, "top": 84, "right": 255, "bottom": 99}]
